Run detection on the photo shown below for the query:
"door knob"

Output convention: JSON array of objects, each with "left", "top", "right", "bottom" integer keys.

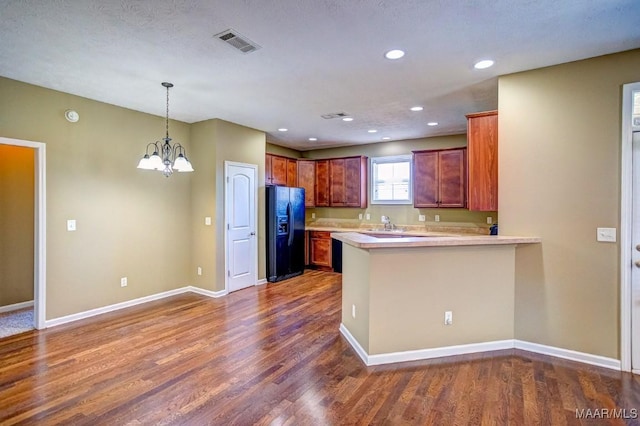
[
  {"left": 636, "top": 244, "right": 640, "bottom": 251},
  {"left": 249, "top": 231, "right": 256, "bottom": 236},
  {"left": 635, "top": 260, "right": 640, "bottom": 268}
]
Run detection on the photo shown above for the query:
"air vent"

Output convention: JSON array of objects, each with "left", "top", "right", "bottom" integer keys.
[
  {"left": 214, "top": 29, "right": 261, "bottom": 54},
  {"left": 321, "top": 112, "right": 350, "bottom": 119}
]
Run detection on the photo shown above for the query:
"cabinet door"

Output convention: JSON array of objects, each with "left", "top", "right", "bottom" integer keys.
[
  {"left": 310, "top": 232, "right": 332, "bottom": 268},
  {"left": 315, "top": 160, "right": 330, "bottom": 207},
  {"left": 413, "top": 151, "right": 439, "bottom": 207},
  {"left": 329, "top": 158, "right": 346, "bottom": 205},
  {"left": 344, "top": 156, "right": 367, "bottom": 208},
  {"left": 286, "top": 159, "right": 297, "bottom": 187},
  {"left": 297, "top": 160, "right": 316, "bottom": 207},
  {"left": 438, "top": 149, "right": 466, "bottom": 208},
  {"left": 270, "top": 155, "right": 288, "bottom": 186},
  {"left": 467, "top": 111, "right": 498, "bottom": 211},
  {"left": 265, "top": 154, "right": 273, "bottom": 185}
]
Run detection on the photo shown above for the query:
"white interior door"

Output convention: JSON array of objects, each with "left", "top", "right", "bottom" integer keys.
[
  {"left": 225, "top": 162, "right": 257, "bottom": 293},
  {"left": 632, "top": 130, "right": 640, "bottom": 371}
]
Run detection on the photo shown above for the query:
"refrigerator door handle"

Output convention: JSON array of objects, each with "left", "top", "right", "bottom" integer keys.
[{"left": 287, "top": 202, "right": 294, "bottom": 247}]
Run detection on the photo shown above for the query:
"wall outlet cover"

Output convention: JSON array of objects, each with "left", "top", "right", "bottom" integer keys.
[{"left": 596, "top": 227, "right": 616, "bottom": 242}]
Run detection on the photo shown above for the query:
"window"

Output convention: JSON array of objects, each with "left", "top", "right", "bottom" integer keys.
[{"left": 370, "top": 155, "right": 412, "bottom": 204}]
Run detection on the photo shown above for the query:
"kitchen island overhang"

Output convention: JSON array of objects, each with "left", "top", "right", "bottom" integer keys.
[{"left": 331, "top": 232, "right": 541, "bottom": 366}]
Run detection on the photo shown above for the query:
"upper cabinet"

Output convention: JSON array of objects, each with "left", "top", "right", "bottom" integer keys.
[
  {"left": 413, "top": 148, "right": 466, "bottom": 208},
  {"left": 265, "top": 154, "right": 297, "bottom": 186},
  {"left": 329, "top": 156, "right": 367, "bottom": 208},
  {"left": 315, "top": 160, "right": 330, "bottom": 207},
  {"left": 297, "top": 160, "right": 316, "bottom": 207},
  {"left": 466, "top": 111, "right": 498, "bottom": 211}
]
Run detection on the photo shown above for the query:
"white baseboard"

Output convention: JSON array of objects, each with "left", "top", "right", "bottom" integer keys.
[
  {"left": 45, "top": 285, "right": 231, "bottom": 328},
  {"left": 0, "top": 300, "right": 34, "bottom": 314},
  {"left": 187, "top": 286, "right": 228, "bottom": 298},
  {"left": 256, "top": 278, "right": 267, "bottom": 286},
  {"left": 514, "top": 340, "right": 621, "bottom": 371},
  {"left": 340, "top": 323, "right": 622, "bottom": 370}
]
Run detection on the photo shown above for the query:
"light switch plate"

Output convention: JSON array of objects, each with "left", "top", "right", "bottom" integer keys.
[
  {"left": 487, "top": 217, "right": 493, "bottom": 224},
  {"left": 311, "top": 213, "right": 316, "bottom": 219},
  {"left": 418, "top": 214, "right": 426, "bottom": 222},
  {"left": 435, "top": 215, "right": 440, "bottom": 222},
  {"left": 67, "top": 219, "right": 76, "bottom": 231},
  {"left": 596, "top": 227, "right": 616, "bottom": 242},
  {"left": 205, "top": 217, "right": 212, "bottom": 226},
  {"left": 366, "top": 213, "right": 370, "bottom": 220}
]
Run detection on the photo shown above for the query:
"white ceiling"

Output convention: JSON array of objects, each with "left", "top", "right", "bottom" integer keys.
[{"left": 1, "top": 0, "right": 639, "bottom": 151}]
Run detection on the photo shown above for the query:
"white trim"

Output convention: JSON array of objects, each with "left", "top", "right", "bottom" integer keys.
[
  {"left": 620, "top": 82, "right": 640, "bottom": 372},
  {"left": 224, "top": 161, "right": 259, "bottom": 294},
  {"left": 256, "top": 278, "right": 267, "bottom": 286},
  {"left": 0, "top": 300, "right": 34, "bottom": 314},
  {"left": 187, "top": 286, "right": 228, "bottom": 298},
  {"left": 0, "top": 137, "right": 46, "bottom": 330},
  {"left": 514, "top": 340, "right": 621, "bottom": 371},
  {"left": 340, "top": 323, "right": 622, "bottom": 370}
]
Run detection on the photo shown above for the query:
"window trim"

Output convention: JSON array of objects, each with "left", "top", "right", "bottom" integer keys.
[{"left": 369, "top": 154, "right": 413, "bottom": 205}]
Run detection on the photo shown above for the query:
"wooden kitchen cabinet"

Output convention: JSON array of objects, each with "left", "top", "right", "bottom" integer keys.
[
  {"left": 309, "top": 231, "right": 332, "bottom": 269},
  {"left": 466, "top": 110, "right": 498, "bottom": 211},
  {"left": 297, "top": 160, "right": 316, "bottom": 207},
  {"left": 413, "top": 148, "right": 466, "bottom": 208},
  {"left": 265, "top": 154, "right": 297, "bottom": 186},
  {"left": 329, "top": 156, "right": 367, "bottom": 208},
  {"left": 315, "top": 160, "right": 330, "bottom": 207}
]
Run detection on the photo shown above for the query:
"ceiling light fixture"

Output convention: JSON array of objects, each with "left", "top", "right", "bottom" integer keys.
[
  {"left": 368, "top": 129, "right": 378, "bottom": 133},
  {"left": 385, "top": 49, "right": 405, "bottom": 60},
  {"left": 342, "top": 117, "right": 354, "bottom": 122},
  {"left": 137, "top": 82, "right": 194, "bottom": 177},
  {"left": 410, "top": 106, "right": 424, "bottom": 112},
  {"left": 427, "top": 122, "right": 439, "bottom": 126},
  {"left": 308, "top": 137, "right": 317, "bottom": 141},
  {"left": 382, "top": 137, "right": 391, "bottom": 140},
  {"left": 278, "top": 128, "right": 288, "bottom": 132},
  {"left": 474, "top": 59, "right": 494, "bottom": 69}
]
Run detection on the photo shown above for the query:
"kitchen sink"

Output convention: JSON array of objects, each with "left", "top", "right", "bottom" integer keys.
[{"left": 361, "top": 232, "right": 413, "bottom": 238}]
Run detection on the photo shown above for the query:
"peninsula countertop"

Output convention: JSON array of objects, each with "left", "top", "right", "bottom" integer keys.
[{"left": 330, "top": 231, "right": 541, "bottom": 249}]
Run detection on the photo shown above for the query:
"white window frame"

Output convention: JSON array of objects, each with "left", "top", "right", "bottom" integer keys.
[{"left": 370, "top": 155, "right": 413, "bottom": 205}]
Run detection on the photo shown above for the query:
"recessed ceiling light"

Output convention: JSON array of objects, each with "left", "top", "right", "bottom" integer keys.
[
  {"left": 368, "top": 129, "right": 377, "bottom": 133},
  {"left": 385, "top": 49, "right": 405, "bottom": 60},
  {"left": 278, "top": 128, "right": 288, "bottom": 132},
  {"left": 474, "top": 59, "right": 494, "bottom": 69},
  {"left": 342, "top": 117, "right": 354, "bottom": 122},
  {"left": 427, "top": 122, "right": 438, "bottom": 126},
  {"left": 410, "top": 106, "right": 424, "bottom": 112},
  {"left": 382, "top": 137, "right": 391, "bottom": 140},
  {"left": 308, "top": 137, "right": 317, "bottom": 141}
]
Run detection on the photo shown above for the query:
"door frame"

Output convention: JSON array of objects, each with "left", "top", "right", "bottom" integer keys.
[
  {"left": 0, "top": 137, "right": 46, "bottom": 330},
  {"left": 224, "top": 161, "right": 258, "bottom": 293},
  {"left": 620, "top": 81, "right": 640, "bottom": 373}
]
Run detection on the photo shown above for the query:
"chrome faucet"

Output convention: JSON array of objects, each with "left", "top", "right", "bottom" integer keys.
[{"left": 381, "top": 215, "right": 394, "bottom": 230}]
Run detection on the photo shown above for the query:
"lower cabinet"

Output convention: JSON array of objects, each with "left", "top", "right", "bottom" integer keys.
[{"left": 309, "top": 231, "right": 332, "bottom": 270}]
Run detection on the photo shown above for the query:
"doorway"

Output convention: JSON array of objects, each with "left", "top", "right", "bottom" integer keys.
[
  {"left": 224, "top": 161, "right": 258, "bottom": 293},
  {"left": 621, "top": 82, "right": 640, "bottom": 373},
  {"left": 0, "top": 137, "right": 46, "bottom": 331}
]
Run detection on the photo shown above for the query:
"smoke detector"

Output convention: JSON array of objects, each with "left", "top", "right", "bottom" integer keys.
[{"left": 214, "top": 29, "right": 261, "bottom": 54}]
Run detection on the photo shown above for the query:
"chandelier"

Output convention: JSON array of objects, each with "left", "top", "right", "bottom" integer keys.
[{"left": 137, "top": 82, "right": 194, "bottom": 177}]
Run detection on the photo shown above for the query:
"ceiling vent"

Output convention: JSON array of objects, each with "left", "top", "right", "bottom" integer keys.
[
  {"left": 321, "top": 112, "right": 350, "bottom": 119},
  {"left": 214, "top": 29, "right": 261, "bottom": 54}
]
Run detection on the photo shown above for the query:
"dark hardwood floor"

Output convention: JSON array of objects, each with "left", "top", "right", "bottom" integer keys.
[{"left": 1, "top": 270, "right": 639, "bottom": 425}]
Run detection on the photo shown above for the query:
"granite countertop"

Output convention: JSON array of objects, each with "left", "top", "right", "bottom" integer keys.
[{"left": 330, "top": 231, "right": 541, "bottom": 249}]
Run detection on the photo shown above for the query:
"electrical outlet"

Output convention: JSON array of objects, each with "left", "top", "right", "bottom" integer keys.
[
  {"left": 418, "top": 214, "right": 426, "bottom": 222},
  {"left": 435, "top": 215, "right": 440, "bottom": 222},
  {"left": 120, "top": 277, "right": 128, "bottom": 287},
  {"left": 366, "top": 213, "right": 370, "bottom": 220},
  {"left": 487, "top": 217, "right": 493, "bottom": 224},
  {"left": 596, "top": 227, "right": 616, "bottom": 242},
  {"left": 358, "top": 213, "right": 363, "bottom": 220},
  {"left": 444, "top": 311, "right": 452, "bottom": 325},
  {"left": 67, "top": 219, "right": 76, "bottom": 231},
  {"left": 352, "top": 304, "right": 356, "bottom": 319},
  {"left": 205, "top": 217, "right": 212, "bottom": 226},
  {"left": 311, "top": 213, "right": 316, "bottom": 219},
  {"left": 197, "top": 267, "right": 202, "bottom": 276}
]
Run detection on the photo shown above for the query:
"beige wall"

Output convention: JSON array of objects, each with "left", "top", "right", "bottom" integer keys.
[
  {"left": 342, "top": 244, "right": 515, "bottom": 355},
  {"left": 266, "top": 142, "right": 301, "bottom": 158},
  {"left": 191, "top": 119, "right": 266, "bottom": 291},
  {"left": 499, "top": 49, "right": 640, "bottom": 359},
  {"left": 302, "top": 135, "right": 497, "bottom": 228},
  {"left": 0, "top": 77, "right": 192, "bottom": 319},
  {"left": 0, "top": 144, "right": 35, "bottom": 306}
]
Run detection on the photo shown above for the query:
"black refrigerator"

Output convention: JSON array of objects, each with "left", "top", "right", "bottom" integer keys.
[{"left": 266, "top": 185, "right": 306, "bottom": 282}]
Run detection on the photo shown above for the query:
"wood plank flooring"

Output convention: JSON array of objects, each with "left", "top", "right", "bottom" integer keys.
[{"left": 1, "top": 270, "right": 639, "bottom": 425}]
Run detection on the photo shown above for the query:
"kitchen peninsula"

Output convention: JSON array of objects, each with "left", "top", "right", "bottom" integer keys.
[{"left": 331, "top": 231, "right": 540, "bottom": 366}]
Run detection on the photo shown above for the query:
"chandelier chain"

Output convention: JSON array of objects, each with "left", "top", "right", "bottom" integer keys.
[{"left": 165, "top": 85, "right": 170, "bottom": 140}]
